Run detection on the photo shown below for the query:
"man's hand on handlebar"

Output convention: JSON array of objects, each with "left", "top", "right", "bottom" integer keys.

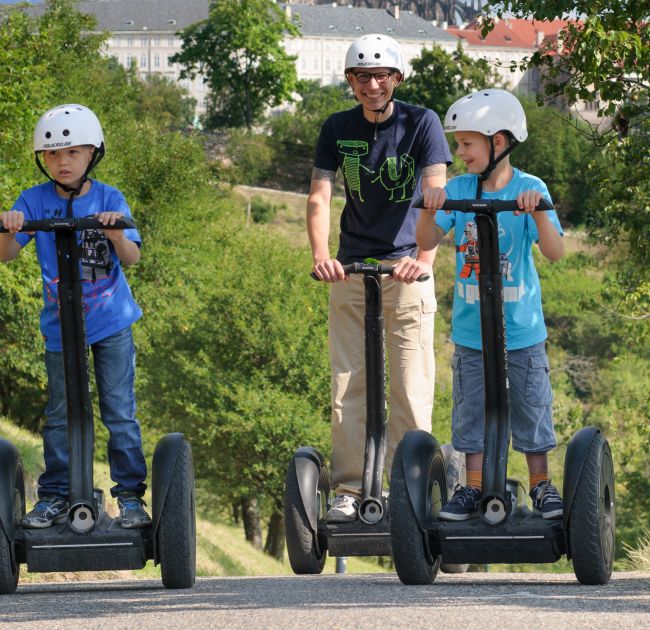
[
  {"left": 392, "top": 257, "right": 431, "bottom": 284},
  {"left": 312, "top": 258, "right": 347, "bottom": 283}
]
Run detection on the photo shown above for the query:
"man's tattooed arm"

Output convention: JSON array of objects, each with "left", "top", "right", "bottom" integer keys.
[{"left": 311, "top": 167, "right": 336, "bottom": 185}]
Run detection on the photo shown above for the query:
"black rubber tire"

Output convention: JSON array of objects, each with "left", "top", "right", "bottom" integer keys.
[
  {"left": 284, "top": 457, "right": 329, "bottom": 574},
  {"left": 390, "top": 440, "right": 442, "bottom": 585},
  {"left": 569, "top": 432, "right": 615, "bottom": 585},
  {"left": 0, "top": 459, "right": 24, "bottom": 595},
  {"left": 159, "top": 440, "right": 196, "bottom": 589},
  {"left": 439, "top": 443, "right": 469, "bottom": 575}
]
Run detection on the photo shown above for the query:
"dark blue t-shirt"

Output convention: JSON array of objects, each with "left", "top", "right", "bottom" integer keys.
[{"left": 314, "top": 99, "right": 451, "bottom": 263}]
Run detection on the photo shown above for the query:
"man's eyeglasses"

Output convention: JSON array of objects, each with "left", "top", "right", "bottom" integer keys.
[{"left": 351, "top": 71, "right": 394, "bottom": 84}]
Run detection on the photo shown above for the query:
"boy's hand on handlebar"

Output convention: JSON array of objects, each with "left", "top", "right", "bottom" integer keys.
[
  {"left": 312, "top": 258, "right": 346, "bottom": 283},
  {"left": 422, "top": 187, "right": 447, "bottom": 214},
  {"left": 392, "top": 257, "right": 431, "bottom": 284},
  {"left": 96, "top": 212, "right": 126, "bottom": 241},
  {"left": 515, "top": 190, "right": 543, "bottom": 215},
  {"left": 0, "top": 210, "right": 25, "bottom": 234}
]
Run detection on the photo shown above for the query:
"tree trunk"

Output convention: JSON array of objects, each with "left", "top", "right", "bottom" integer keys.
[
  {"left": 241, "top": 495, "right": 263, "bottom": 550},
  {"left": 264, "top": 510, "right": 285, "bottom": 561}
]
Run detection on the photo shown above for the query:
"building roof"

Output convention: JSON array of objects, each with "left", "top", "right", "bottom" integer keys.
[
  {"left": 284, "top": 3, "right": 457, "bottom": 42},
  {"left": 28, "top": 0, "right": 210, "bottom": 33},
  {"left": 448, "top": 17, "right": 571, "bottom": 49}
]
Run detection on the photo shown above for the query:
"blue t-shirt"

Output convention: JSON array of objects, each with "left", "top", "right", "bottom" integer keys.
[
  {"left": 314, "top": 99, "right": 452, "bottom": 264},
  {"left": 13, "top": 180, "right": 143, "bottom": 351},
  {"left": 435, "top": 169, "right": 563, "bottom": 351}
]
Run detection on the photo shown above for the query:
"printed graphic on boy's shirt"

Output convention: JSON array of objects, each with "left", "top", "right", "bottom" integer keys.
[
  {"left": 80, "top": 229, "right": 113, "bottom": 281},
  {"left": 456, "top": 221, "right": 523, "bottom": 305},
  {"left": 457, "top": 222, "right": 480, "bottom": 278},
  {"left": 371, "top": 154, "right": 415, "bottom": 202},
  {"left": 337, "top": 140, "right": 373, "bottom": 202}
]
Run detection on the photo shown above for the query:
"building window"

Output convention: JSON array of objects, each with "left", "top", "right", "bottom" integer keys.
[
  {"left": 140, "top": 54, "right": 147, "bottom": 68},
  {"left": 313, "top": 59, "right": 319, "bottom": 71},
  {"left": 126, "top": 55, "right": 133, "bottom": 67},
  {"left": 325, "top": 59, "right": 331, "bottom": 72},
  {"left": 154, "top": 37, "right": 160, "bottom": 46},
  {"left": 154, "top": 54, "right": 160, "bottom": 68},
  {"left": 167, "top": 55, "right": 174, "bottom": 67},
  {"left": 141, "top": 37, "right": 148, "bottom": 47},
  {"left": 127, "top": 37, "right": 134, "bottom": 46},
  {"left": 168, "top": 37, "right": 175, "bottom": 47}
]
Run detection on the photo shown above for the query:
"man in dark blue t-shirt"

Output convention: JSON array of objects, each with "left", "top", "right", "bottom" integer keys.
[{"left": 308, "top": 34, "right": 452, "bottom": 523}]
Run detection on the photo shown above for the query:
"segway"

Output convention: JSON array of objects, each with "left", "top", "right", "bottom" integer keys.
[
  {"left": 284, "top": 261, "right": 462, "bottom": 573},
  {"left": 0, "top": 216, "right": 196, "bottom": 594},
  {"left": 389, "top": 198, "right": 615, "bottom": 586}
]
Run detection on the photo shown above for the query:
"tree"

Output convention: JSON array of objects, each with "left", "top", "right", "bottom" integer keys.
[
  {"left": 482, "top": 1, "right": 649, "bottom": 323},
  {"left": 397, "top": 43, "right": 501, "bottom": 120},
  {"left": 172, "top": 0, "right": 299, "bottom": 130}
]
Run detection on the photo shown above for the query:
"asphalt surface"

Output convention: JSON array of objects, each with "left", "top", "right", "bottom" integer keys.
[{"left": 1, "top": 572, "right": 649, "bottom": 629}]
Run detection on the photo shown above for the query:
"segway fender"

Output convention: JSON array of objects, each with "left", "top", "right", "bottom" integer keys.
[
  {"left": 151, "top": 432, "right": 185, "bottom": 539},
  {"left": 0, "top": 439, "right": 20, "bottom": 541},
  {"left": 398, "top": 431, "right": 442, "bottom": 530},
  {"left": 563, "top": 426, "right": 601, "bottom": 530},
  {"left": 292, "top": 447, "right": 325, "bottom": 532}
]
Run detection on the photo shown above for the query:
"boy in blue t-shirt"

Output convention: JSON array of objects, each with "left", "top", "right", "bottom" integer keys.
[
  {"left": 0, "top": 104, "right": 150, "bottom": 529},
  {"left": 416, "top": 89, "right": 565, "bottom": 521}
]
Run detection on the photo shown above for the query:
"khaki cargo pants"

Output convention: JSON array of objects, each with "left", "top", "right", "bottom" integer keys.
[{"left": 329, "top": 265, "right": 436, "bottom": 497}]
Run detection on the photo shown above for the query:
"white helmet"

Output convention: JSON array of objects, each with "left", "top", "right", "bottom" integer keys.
[
  {"left": 34, "top": 104, "right": 104, "bottom": 152},
  {"left": 345, "top": 34, "right": 405, "bottom": 76},
  {"left": 444, "top": 89, "right": 528, "bottom": 142}
]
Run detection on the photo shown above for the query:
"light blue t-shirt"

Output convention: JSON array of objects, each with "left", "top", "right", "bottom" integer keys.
[
  {"left": 435, "top": 169, "right": 563, "bottom": 351},
  {"left": 13, "top": 180, "right": 142, "bottom": 351}
]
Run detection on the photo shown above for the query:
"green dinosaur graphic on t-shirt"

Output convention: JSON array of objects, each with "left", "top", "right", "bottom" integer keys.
[{"left": 371, "top": 154, "right": 416, "bottom": 202}]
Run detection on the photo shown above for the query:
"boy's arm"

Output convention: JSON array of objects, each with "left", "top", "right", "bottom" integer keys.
[
  {"left": 0, "top": 210, "right": 25, "bottom": 262},
  {"left": 416, "top": 210, "right": 446, "bottom": 253},
  {"left": 0, "top": 234, "right": 22, "bottom": 262},
  {"left": 534, "top": 212, "right": 564, "bottom": 261},
  {"left": 307, "top": 170, "right": 344, "bottom": 281}
]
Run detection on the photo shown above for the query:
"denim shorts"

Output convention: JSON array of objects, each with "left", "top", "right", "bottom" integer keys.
[{"left": 451, "top": 341, "right": 557, "bottom": 454}]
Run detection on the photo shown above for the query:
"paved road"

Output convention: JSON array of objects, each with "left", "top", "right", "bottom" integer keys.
[{"left": 2, "top": 572, "right": 649, "bottom": 629}]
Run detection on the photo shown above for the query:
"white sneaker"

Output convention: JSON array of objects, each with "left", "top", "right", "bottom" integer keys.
[{"left": 327, "top": 495, "right": 359, "bottom": 523}]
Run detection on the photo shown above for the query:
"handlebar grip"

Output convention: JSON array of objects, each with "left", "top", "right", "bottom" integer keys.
[
  {"left": 0, "top": 219, "right": 53, "bottom": 233},
  {"left": 75, "top": 217, "right": 136, "bottom": 230}
]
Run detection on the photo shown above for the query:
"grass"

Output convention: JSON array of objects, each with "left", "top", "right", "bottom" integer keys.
[{"left": 623, "top": 530, "right": 650, "bottom": 571}]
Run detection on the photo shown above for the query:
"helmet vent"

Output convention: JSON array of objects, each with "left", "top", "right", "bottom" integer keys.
[
  {"left": 358, "top": 53, "right": 364, "bottom": 59},
  {"left": 374, "top": 53, "right": 380, "bottom": 58},
  {"left": 452, "top": 114, "right": 457, "bottom": 120},
  {"left": 63, "top": 129, "right": 70, "bottom": 136},
  {"left": 45, "top": 132, "right": 51, "bottom": 139}
]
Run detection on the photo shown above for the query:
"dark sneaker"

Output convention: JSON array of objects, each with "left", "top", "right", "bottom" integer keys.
[
  {"left": 118, "top": 495, "right": 152, "bottom": 529},
  {"left": 21, "top": 496, "right": 68, "bottom": 529},
  {"left": 438, "top": 486, "right": 481, "bottom": 521},
  {"left": 530, "top": 480, "right": 563, "bottom": 519},
  {"left": 326, "top": 495, "right": 359, "bottom": 523}
]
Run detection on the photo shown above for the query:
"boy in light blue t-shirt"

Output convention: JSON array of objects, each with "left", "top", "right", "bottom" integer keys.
[
  {"left": 0, "top": 104, "right": 150, "bottom": 529},
  {"left": 417, "top": 89, "right": 565, "bottom": 521}
]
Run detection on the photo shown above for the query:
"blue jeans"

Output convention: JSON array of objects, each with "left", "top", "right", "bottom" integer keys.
[
  {"left": 451, "top": 342, "right": 557, "bottom": 454},
  {"left": 39, "top": 326, "right": 147, "bottom": 499}
]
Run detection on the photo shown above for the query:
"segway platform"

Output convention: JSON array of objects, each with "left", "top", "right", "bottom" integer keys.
[
  {"left": 16, "top": 512, "right": 151, "bottom": 573},
  {"left": 324, "top": 512, "right": 392, "bottom": 557}
]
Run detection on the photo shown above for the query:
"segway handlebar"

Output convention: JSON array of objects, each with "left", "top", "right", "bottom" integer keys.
[
  {"left": 311, "top": 261, "right": 430, "bottom": 282},
  {"left": 412, "top": 198, "right": 553, "bottom": 213},
  {"left": 0, "top": 216, "right": 136, "bottom": 233}
]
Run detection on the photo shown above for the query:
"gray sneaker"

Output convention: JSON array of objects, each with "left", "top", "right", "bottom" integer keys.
[
  {"left": 117, "top": 494, "right": 152, "bottom": 529},
  {"left": 326, "top": 495, "right": 359, "bottom": 523},
  {"left": 21, "top": 496, "right": 69, "bottom": 529},
  {"left": 530, "top": 480, "right": 563, "bottom": 519}
]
